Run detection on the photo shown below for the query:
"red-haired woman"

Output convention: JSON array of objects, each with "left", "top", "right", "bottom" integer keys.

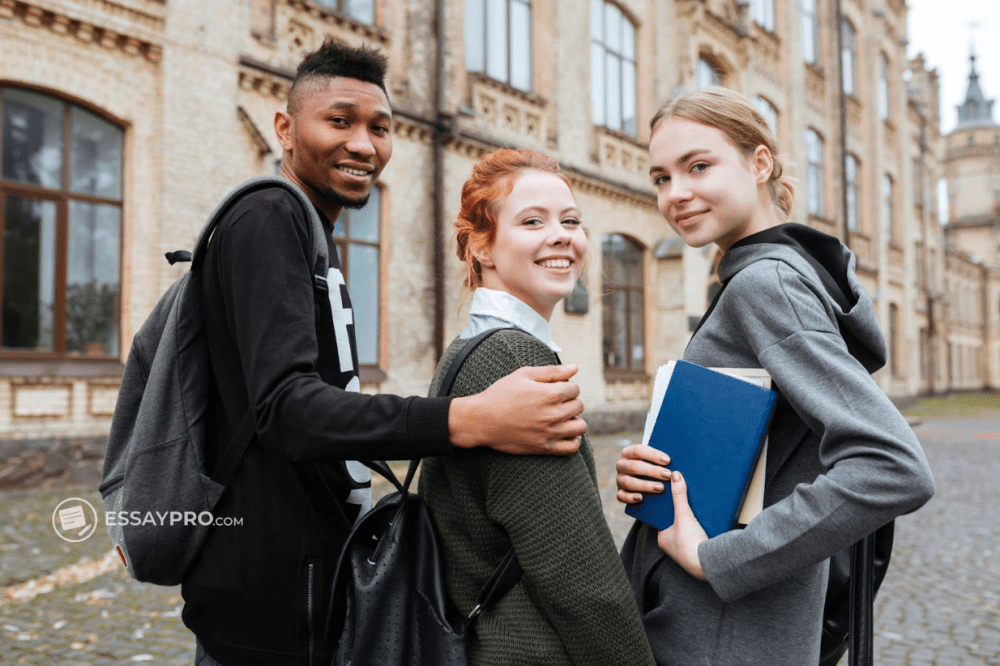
[{"left": 418, "top": 149, "right": 655, "bottom": 666}]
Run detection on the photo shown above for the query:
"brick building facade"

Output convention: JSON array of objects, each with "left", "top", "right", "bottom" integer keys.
[{"left": 1, "top": 0, "right": 997, "bottom": 490}]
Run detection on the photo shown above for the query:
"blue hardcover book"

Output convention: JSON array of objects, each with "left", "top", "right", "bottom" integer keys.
[{"left": 625, "top": 360, "right": 777, "bottom": 538}]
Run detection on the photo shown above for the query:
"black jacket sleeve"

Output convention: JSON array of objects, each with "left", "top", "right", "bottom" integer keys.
[{"left": 212, "top": 190, "right": 452, "bottom": 461}]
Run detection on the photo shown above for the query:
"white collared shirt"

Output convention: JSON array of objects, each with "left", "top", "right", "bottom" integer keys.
[{"left": 459, "top": 288, "right": 561, "bottom": 353}]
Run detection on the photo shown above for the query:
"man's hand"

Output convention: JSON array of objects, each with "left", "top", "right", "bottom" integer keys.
[
  {"left": 656, "top": 471, "right": 708, "bottom": 581},
  {"left": 615, "top": 444, "right": 672, "bottom": 504},
  {"left": 449, "top": 365, "right": 586, "bottom": 455}
]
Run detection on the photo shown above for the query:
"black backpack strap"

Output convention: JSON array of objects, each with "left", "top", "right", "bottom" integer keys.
[
  {"left": 437, "top": 326, "right": 526, "bottom": 622},
  {"left": 688, "top": 280, "right": 727, "bottom": 344},
  {"left": 188, "top": 175, "right": 329, "bottom": 279},
  {"left": 195, "top": 177, "right": 329, "bottom": 490},
  {"left": 468, "top": 546, "right": 522, "bottom": 620},
  {"left": 847, "top": 531, "right": 877, "bottom": 666}
]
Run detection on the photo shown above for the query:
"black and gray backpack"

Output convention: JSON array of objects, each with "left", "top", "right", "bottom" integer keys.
[{"left": 98, "top": 176, "right": 329, "bottom": 585}]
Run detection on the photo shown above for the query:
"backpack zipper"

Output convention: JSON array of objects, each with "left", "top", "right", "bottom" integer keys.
[{"left": 307, "top": 561, "right": 315, "bottom": 665}]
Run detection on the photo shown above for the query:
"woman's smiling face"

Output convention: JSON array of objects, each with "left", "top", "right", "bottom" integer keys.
[
  {"left": 649, "top": 117, "right": 770, "bottom": 252},
  {"left": 476, "top": 169, "right": 587, "bottom": 320}
]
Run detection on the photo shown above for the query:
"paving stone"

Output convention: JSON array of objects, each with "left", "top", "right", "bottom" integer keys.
[{"left": 2, "top": 412, "right": 998, "bottom": 663}]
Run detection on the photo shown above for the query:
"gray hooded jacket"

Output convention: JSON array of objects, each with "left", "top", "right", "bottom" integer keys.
[{"left": 621, "top": 224, "right": 935, "bottom": 666}]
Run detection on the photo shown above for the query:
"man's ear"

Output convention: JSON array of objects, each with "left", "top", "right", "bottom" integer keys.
[
  {"left": 751, "top": 145, "right": 774, "bottom": 185},
  {"left": 275, "top": 110, "right": 294, "bottom": 152}
]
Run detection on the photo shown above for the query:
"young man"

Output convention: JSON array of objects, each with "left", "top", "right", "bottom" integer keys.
[{"left": 185, "top": 41, "right": 587, "bottom": 665}]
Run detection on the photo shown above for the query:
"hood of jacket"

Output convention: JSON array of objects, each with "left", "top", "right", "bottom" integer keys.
[{"left": 719, "top": 223, "right": 887, "bottom": 373}]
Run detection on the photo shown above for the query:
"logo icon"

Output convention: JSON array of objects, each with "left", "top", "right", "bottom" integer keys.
[{"left": 52, "top": 498, "right": 98, "bottom": 542}]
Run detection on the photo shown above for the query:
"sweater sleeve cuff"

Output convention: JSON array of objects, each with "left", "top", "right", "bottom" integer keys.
[
  {"left": 698, "top": 531, "right": 748, "bottom": 603},
  {"left": 405, "top": 396, "right": 454, "bottom": 458}
]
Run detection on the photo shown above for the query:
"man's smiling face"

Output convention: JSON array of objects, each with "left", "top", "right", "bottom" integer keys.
[{"left": 278, "top": 76, "right": 393, "bottom": 212}]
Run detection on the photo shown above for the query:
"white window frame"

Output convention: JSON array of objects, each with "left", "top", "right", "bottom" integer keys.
[
  {"left": 591, "top": 0, "right": 638, "bottom": 136},
  {"left": 465, "top": 0, "right": 533, "bottom": 92},
  {"left": 841, "top": 18, "right": 856, "bottom": 95},
  {"left": 805, "top": 128, "right": 825, "bottom": 217}
]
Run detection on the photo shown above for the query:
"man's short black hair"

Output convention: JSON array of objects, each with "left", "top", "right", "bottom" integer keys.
[{"left": 288, "top": 40, "right": 389, "bottom": 114}]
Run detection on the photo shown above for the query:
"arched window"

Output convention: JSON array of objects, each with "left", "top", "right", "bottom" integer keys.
[
  {"left": 800, "top": 0, "right": 818, "bottom": 64},
  {"left": 878, "top": 53, "right": 891, "bottom": 120},
  {"left": 602, "top": 234, "right": 645, "bottom": 372},
  {"left": 332, "top": 186, "right": 382, "bottom": 368},
  {"left": 753, "top": 96, "right": 779, "bottom": 137},
  {"left": 841, "top": 18, "right": 856, "bottom": 95},
  {"left": 466, "top": 0, "right": 533, "bottom": 92},
  {"left": 696, "top": 56, "right": 724, "bottom": 89},
  {"left": 805, "top": 128, "right": 824, "bottom": 217},
  {"left": 845, "top": 153, "right": 860, "bottom": 231},
  {"left": 591, "top": 0, "right": 638, "bottom": 136},
  {"left": 1, "top": 86, "right": 123, "bottom": 358}
]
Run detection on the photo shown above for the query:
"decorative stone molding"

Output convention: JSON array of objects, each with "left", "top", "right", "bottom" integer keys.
[
  {"left": 595, "top": 129, "right": 650, "bottom": 182},
  {"left": 237, "top": 105, "right": 274, "bottom": 158},
  {"left": 889, "top": 245, "right": 904, "bottom": 270},
  {"left": 238, "top": 62, "right": 292, "bottom": 102},
  {"left": 1, "top": 0, "right": 163, "bottom": 62},
  {"left": 262, "top": 0, "right": 389, "bottom": 63},
  {"left": 846, "top": 95, "right": 863, "bottom": 133},
  {"left": 805, "top": 66, "right": 825, "bottom": 113},
  {"left": 883, "top": 120, "right": 896, "bottom": 151},
  {"left": 393, "top": 115, "right": 435, "bottom": 144},
  {"left": 13, "top": 383, "right": 73, "bottom": 419},
  {"left": 563, "top": 165, "right": 657, "bottom": 210},
  {"left": 87, "top": 381, "right": 119, "bottom": 417},
  {"left": 468, "top": 75, "right": 546, "bottom": 145}
]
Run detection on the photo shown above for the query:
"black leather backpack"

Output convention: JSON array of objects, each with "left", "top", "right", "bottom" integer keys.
[{"left": 325, "top": 328, "right": 523, "bottom": 666}]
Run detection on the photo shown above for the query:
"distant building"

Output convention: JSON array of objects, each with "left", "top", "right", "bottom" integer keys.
[
  {"left": 1, "top": 0, "right": 997, "bottom": 489},
  {"left": 942, "top": 50, "right": 1000, "bottom": 390}
]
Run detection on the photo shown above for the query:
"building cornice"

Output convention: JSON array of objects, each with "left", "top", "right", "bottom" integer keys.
[{"left": 0, "top": 0, "right": 163, "bottom": 62}]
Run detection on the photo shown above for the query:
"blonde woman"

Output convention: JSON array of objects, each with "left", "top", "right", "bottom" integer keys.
[{"left": 615, "top": 87, "right": 935, "bottom": 665}]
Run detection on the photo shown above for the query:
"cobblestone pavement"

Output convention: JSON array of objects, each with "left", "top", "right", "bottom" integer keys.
[{"left": 1, "top": 411, "right": 997, "bottom": 664}]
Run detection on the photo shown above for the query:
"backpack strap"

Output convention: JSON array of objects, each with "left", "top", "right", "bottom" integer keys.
[
  {"left": 436, "top": 326, "right": 525, "bottom": 622},
  {"left": 186, "top": 176, "right": 330, "bottom": 487}
]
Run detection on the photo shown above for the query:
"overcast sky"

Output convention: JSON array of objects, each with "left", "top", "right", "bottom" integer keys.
[{"left": 907, "top": 0, "right": 1000, "bottom": 134}]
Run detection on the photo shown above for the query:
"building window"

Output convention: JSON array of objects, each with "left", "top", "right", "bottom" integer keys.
[
  {"left": 696, "top": 57, "right": 723, "bottom": 89},
  {"left": 466, "top": 0, "right": 533, "bottom": 92},
  {"left": 913, "top": 158, "right": 924, "bottom": 207},
  {"left": 878, "top": 53, "right": 891, "bottom": 120},
  {"left": 841, "top": 18, "right": 856, "bottom": 95},
  {"left": 332, "top": 186, "right": 381, "bottom": 366},
  {"left": 750, "top": 0, "right": 775, "bottom": 31},
  {"left": 753, "top": 96, "right": 779, "bottom": 137},
  {"left": 1, "top": 86, "right": 123, "bottom": 358},
  {"left": 314, "top": 0, "right": 375, "bottom": 24},
  {"left": 883, "top": 174, "right": 895, "bottom": 244},
  {"left": 602, "top": 234, "right": 645, "bottom": 372},
  {"left": 845, "top": 153, "right": 860, "bottom": 231},
  {"left": 805, "top": 128, "right": 824, "bottom": 217},
  {"left": 801, "top": 0, "right": 818, "bottom": 64},
  {"left": 591, "top": 0, "right": 637, "bottom": 136},
  {"left": 888, "top": 303, "right": 900, "bottom": 377}
]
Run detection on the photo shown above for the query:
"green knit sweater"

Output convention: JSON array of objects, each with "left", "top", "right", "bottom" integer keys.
[{"left": 418, "top": 329, "right": 655, "bottom": 666}]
